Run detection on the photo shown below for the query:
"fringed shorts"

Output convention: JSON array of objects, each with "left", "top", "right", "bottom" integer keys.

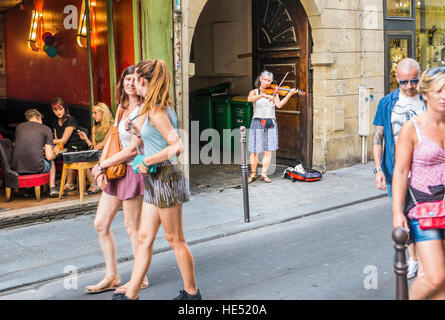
[{"left": 143, "top": 161, "right": 190, "bottom": 208}]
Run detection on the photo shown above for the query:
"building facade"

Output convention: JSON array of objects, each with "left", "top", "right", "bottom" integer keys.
[
  {"left": 0, "top": 0, "right": 443, "bottom": 178},
  {"left": 185, "top": 0, "right": 445, "bottom": 172}
]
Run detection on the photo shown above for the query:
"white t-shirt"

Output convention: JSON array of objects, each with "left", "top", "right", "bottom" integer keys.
[
  {"left": 391, "top": 93, "right": 425, "bottom": 144},
  {"left": 115, "top": 105, "right": 142, "bottom": 165}
]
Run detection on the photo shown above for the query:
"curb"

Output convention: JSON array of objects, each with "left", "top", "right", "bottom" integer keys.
[{"left": 0, "top": 192, "right": 386, "bottom": 295}]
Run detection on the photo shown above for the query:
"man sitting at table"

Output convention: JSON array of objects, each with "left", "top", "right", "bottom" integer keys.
[{"left": 11, "top": 109, "right": 61, "bottom": 197}]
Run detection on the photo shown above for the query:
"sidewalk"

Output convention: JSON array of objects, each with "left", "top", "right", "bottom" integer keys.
[{"left": 0, "top": 162, "right": 386, "bottom": 294}]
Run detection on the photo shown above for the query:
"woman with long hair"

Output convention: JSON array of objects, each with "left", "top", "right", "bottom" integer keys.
[
  {"left": 51, "top": 97, "right": 88, "bottom": 191},
  {"left": 392, "top": 66, "right": 445, "bottom": 299},
  {"left": 85, "top": 65, "right": 149, "bottom": 294},
  {"left": 247, "top": 71, "right": 299, "bottom": 183},
  {"left": 111, "top": 59, "right": 201, "bottom": 300},
  {"left": 78, "top": 102, "right": 114, "bottom": 194}
]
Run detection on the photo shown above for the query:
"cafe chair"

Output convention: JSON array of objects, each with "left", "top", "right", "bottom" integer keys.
[
  {"left": 0, "top": 138, "right": 50, "bottom": 202},
  {"left": 6, "top": 173, "right": 50, "bottom": 202}
]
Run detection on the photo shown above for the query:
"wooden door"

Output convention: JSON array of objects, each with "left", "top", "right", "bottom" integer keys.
[{"left": 253, "top": 0, "right": 310, "bottom": 165}]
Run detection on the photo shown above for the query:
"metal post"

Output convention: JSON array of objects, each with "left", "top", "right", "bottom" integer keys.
[
  {"left": 85, "top": 0, "right": 94, "bottom": 108},
  {"left": 240, "top": 126, "right": 250, "bottom": 223},
  {"left": 132, "top": 0, "right": 141, "bottom": 64},
  {"left": 392, "top": 228, "right": 409, "bottom": 300},
  {"left": 106, "top": 0, "right": 117, "bottom": 116}
]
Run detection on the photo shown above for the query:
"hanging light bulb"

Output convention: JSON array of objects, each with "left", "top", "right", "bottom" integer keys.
[
  {"left": 77, "top": 0, "right": 96, "bottom": 48},
  {"left": 28, "top": 10, "right": 43, "bottom": 51}
]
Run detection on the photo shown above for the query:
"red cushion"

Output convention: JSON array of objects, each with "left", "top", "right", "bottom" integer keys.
[{"left": 18, "top": 173, "right": 50, "bottom": 188}]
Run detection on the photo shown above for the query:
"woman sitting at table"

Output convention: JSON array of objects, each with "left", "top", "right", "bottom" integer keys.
[
  {"left": 78, "top": 102, "right": 114, "bottom": 194},
  {"left": 51, "top": 97, "right": 88, "bottom": 192}
]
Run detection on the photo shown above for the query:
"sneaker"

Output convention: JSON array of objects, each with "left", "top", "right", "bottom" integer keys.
[
  {"left": 49, "top": 187, "right": 59, "bottom": 198},
  {"left": 407, "top": 257, "right": 418, "bottom": 280},
  {"left": 173, "top": 289, "right": 202, "bottom": 300}
]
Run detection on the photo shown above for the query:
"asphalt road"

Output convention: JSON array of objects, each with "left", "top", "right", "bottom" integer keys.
[{"left": 1, "top": 197, "right": 397, "bottom": 300}]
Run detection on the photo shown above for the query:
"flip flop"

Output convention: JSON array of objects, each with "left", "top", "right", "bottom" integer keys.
[
  {"left": 85, "top": 276, "right": 121, "bottom": 294},
  {"left": 86, "top": 188, "right": 101, "bottom": 195},
  {"left": 64, "top": 184, "right": 76, "bottom": 192},
  {"left": 114, "top": 278, "right": 149, "bottom": 295}
]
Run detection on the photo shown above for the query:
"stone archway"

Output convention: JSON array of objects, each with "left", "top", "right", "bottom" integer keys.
[
  {"left": 187, "top": 0, "right": 323, "bottom": 60},
  {"left": 187, "top": 0, "right": 329, "bottom": 169}
]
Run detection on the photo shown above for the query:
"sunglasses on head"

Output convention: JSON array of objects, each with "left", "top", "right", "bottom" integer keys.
[
  {"left": 52, "top": 104, "right": 64, "bottom": 112},
  {"left": 399, "top": 79, "right": 420, "bottom": 86},
  {"left": 426, "top": 66, "right": 445, "bottom": 77}
]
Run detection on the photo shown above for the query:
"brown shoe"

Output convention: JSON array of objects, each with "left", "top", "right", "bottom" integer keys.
[
  {"left": 260, "top": 175, "right": 272, "bottom": 183},
  {"left": 247, "top": 173, "right": 257, "bottom": 184},
  {"left": 85, "top": 276, "right": 121, "bottom": 294}
]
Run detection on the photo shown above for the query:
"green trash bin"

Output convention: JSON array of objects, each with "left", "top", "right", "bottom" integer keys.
[
  {"left": 212, "top": 94, "right": 233, "bottom": 151},
  {"left": 231, "top": 96, "right": 253, "bottom": 129},
  {"left": 189, "top": 83, "right": 231, "bottom": 145}
]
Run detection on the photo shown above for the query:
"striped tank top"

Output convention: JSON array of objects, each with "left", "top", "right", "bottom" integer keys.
[{"left": 406, "top": 119, "right": 445, "bottom": 220}]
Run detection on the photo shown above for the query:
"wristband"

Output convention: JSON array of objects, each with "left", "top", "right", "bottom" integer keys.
[
  {"left": 141, "top": 159, "right": 150, "bottom": 168},
  {"left": 98, "top": 163, "right": 104, "bottom": 171}
]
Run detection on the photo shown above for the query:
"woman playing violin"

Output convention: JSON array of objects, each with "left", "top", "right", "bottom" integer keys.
[{"left": 247, "top": 70, "right": 300, "bottom": 183}]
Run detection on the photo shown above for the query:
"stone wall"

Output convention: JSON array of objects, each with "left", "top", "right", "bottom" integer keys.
[{"left": 303, "top": 0, "right": 384, "bottom": 171}]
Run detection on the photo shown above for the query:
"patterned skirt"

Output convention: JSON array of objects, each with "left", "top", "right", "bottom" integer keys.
[
  {"left": 248, "top": 118, "right": 279, "bottom": 153},
  {"left": 143, "top": 161, "right": 190, "bottom": 208}
]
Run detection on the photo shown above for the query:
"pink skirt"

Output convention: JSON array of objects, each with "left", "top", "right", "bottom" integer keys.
[{"left": 104, "top": 165, "right": 145, "bottom": 200}]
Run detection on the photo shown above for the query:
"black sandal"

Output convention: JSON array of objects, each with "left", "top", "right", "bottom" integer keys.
[
  {"left": 247, "top": 173, "right": 257, "bottom": 184},
  {"left": 260, "top": 175, "right": 272, "bottom": 183}
]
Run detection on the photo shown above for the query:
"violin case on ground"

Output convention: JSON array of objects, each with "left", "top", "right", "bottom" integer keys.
[
  {"left": 62, "top": 150, "right": 101, "bottom": 164},
  {"left": 282, "top": 164, "right": 322, "bottom": 182}
]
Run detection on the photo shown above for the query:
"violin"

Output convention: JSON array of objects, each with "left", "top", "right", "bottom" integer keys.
[{"left": 265, "top": 84, "right": 306, "bottom": 96}]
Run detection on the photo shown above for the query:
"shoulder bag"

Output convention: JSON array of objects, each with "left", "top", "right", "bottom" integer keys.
[
  {"left": 104, "top": 108, "right": 126, "bottom": 180},
  {"left": 408, "top": 186, "right": 445, "bottom": 230}
]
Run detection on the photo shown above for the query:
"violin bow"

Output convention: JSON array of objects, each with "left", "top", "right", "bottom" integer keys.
[{"left": 272, "top": 72, "right": 289, "bottom": 97}]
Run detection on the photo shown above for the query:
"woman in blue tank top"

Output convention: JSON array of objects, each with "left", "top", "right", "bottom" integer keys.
[{"left": 112, "top": 59, "right": 201, "bottom": 300}]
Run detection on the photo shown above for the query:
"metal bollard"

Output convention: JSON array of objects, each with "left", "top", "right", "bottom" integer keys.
[
  {"left": 240, "top": 126, "right": 250, "bottom": 223},
  {"left": 392, "top": 227, "right": 409, "bottom": 300}
]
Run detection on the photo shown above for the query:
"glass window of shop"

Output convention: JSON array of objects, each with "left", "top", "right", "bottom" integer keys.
[
  {"left": 384, "top": 0, "right": 445, "bottom": 93},
  {"left": 416, "top": 0, "right": 445, "bottom": 70},
  {"left": 387, "top": 0, "right": 412, "bottom": 18}
]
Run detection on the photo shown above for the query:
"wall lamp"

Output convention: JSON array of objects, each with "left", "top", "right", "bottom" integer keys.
[
  {"left": 28, "top": 9, "right": 43, "bottom": 51},
  {"left": 77, "top": 0, "right": 96, "bottom": 48}
]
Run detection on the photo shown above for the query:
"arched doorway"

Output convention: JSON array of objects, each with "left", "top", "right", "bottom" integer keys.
[
  {"left": 253, "top": 0, "right": 311, "bottom": 165},
  {"left": 188, "top": 0, "right": 312, "bottom": 166}
]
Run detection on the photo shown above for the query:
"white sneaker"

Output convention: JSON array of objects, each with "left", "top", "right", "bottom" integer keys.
[{"left": 407, "top": 257, "right": 418, "bottom": 280}]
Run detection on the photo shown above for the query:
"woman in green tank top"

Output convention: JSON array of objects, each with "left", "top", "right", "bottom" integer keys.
[
  {"left": 78, "top": 102, "right": 114, "bottom": 150},
  {"left": 78, "top": 102, "right": 114, "bottom": 194}
]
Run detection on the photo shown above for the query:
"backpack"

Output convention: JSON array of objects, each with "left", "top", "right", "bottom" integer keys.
[{"left": 282, "top": 164, "right": 322, "bottom": 182}]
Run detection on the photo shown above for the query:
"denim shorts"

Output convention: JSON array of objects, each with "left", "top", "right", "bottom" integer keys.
[
  {"left": 386, "top": 183, "right": 392, "bottom": 199},
  {"left": 408, "top": 218, "right": 445, "bottom": 243},
  {"left": 41, "top": 159, "right": 52, "bottom": 174}
]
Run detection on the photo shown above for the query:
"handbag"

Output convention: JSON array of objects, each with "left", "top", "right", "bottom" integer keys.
[
  {"left": 104, "top": 109, "right": 126, "bottom": 180},
  {"left": 408, "top": 186, "right": 445, "bottom": 230},
  {"left": 132, "top": 142, "right": 157, "bottom": 174}
]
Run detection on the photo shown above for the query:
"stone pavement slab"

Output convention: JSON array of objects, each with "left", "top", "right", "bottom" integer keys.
[{"left": 0, "top": 162, "right": 386, "bottom": 294}]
